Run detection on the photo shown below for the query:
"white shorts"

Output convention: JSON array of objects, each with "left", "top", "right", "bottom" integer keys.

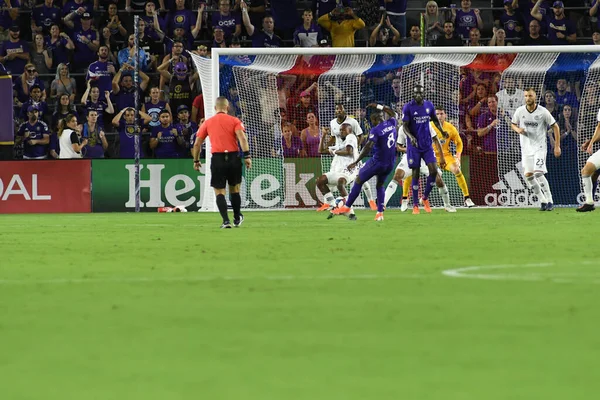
[
  {"left": 326, "top": 169, "right": 357, "bottom": 187},
  {"left": 396, "top": 155, "right": 439, "bottom": 178},
  {"left": 586, "top": 149, "right": 600, "bottom": 169},
  {"left": 522, "top": 149, "right": 547, "bottom": 174}
]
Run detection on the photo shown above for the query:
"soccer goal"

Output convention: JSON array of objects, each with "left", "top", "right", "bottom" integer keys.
[{"left": 192, "top": 45, "right": 600, "bottom": 211}]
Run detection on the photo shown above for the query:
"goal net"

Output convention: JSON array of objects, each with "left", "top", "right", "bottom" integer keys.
[{"left": 192, "top": 46, "right": 600, "bottom": 211}]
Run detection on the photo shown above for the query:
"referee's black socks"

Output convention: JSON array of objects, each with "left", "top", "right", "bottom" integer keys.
[
  {"left": 230, "top": 192, "right": 242, "bottom": 219},
  {"left": 216, "top": 194, "right": 229, "bottom": 223}
]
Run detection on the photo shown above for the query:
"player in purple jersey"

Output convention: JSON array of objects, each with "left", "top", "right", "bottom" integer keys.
[
  {"left": 402, "top": 85, "right": 447, "bottom": 214},
  {"left": 334, "top": 104, "right": 399, "bottom": 221}
]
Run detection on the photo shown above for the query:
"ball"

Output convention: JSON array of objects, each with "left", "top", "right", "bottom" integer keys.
[{"left": 335, "top": 197, "right": 346, "bottom": 208}]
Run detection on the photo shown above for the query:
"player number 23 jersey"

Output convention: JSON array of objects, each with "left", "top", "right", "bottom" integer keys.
[{"left": 511, "top": 105, "right": 556, "bottom": 153}]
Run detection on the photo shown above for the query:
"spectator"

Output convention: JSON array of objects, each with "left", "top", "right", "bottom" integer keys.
[
  {"left": 591, "top": 1, "right": 600, "bottom": 32},
  {"left": 241, "top": 2, "right": 283, "bottom": 47},
  {"left": 141, "top": 2, "right": 167, "bottom": 55},
  {"left": 46, "top": 25, "right": 74, "bottom": 68},
  {"left": 213, "top": 0, "right": 241, "bottom": 39},
  {"left": 467, "top": 27, "right": 483, "bottom": 46},
  {"left": 294, "top": 9, "right": 323, "bottom": 47},
  {"left": 424, "top": 1, "right": 445, "bottom": 44},
  {"left": 382, "top": 0, "right": 408, "bottom": 39},
  {"left": 521, "top": 18, "right": 550, "bottom": 45},
  {"left": 520, "top": 0, "right": 551, "bottom": 35},
  {"left": 17, "top": 106, "right": 50, "bottom": 160},
  {"left": 318, "top": 6, "right": 365, "bottom": 48},
  {"left": 0, "top": 25, "right": 29, "bottom": 76},
  {"left": 99, "top": 3, "right": 128, "bottom": 42},
  {"left": 99, "top": 27, "right": 118, "bottom": 65},
  {"left": 166, "top": 0, "right": 196, "bottom": 43},
  {"left": 300, "top": 112, "right": 320, "bottom": 157},
  {"left": 593, "top": 29, "right": 600, "bottom": 45},
  {"left": 488, "top": 27, "right": 508, "bottom": 46},
  {"left": 32, "top": 0, "right": 63, "bottom": 36},
  {"left": 62, "top": 0, "right": 93, "bottom": 33},
  {"left": 142, "top": 86, "right": 171, "bottom": 129},
  {"left": 542, "top": 90, "right": 561, "bottom": 120},
  {"left": 212, "top": 27, "right": 228, "bottom": 48},
  {"left": 158, "top": 39, "right": 189, "bottom": 92},
  {"left": 30, "top": 33, "right": 53, "bottom": 87},
  {"left": 292, "top": 90, "right": 318, "bottom": 130},
  {"left": 555, "top": 78, "right": 578, "bottom": 109},
  {"left": 87, "top": 46, "right": 116, "bottom": 101},
  {"left": 531, "top": 0, "right": 575, "bottom": 44},
  {"left": 126, "top": 0, "right": 166, "bottom": 13},
  {"left": 313, "top": 0, "right": 351, "bottom": 19},
  {"left": 234, "top": 0, "right": 266, "bottom": 35},
  {"left": 70, "top": 13, "right": 100, "bottom": 71},
  {"left": 118, "top": 34, "right": 150, "bottom": 72},
  {"left": 452, "top": 0, "right": 483, "bottom": 41},
  {"left": 19, "top": 85, "right": 49, "bottom": 123},
  {"left": 369, "top": 14, "right": 400, "bottom": 47},
  {"left": 557, "top": 104, "right": 577, "bottom": 145},
  {"left": 476, "top": 95, "right": 500, "bottom": 153},
  {"left": 111, "top": 66, "right": 150, "bottom": 111},
  {"left": 150, "top": 110, "right": 184, "bottom": 158},
  {"left": 52, "top": 94, "right": 78, "bottom": 133},
  {"left": 159, "top": 60, "right": 196, "bottom": 113},
  {"left": 191, "top": 92, "right": 205, "bottom": 124},
  {"left": 497, "top": 0, "right": 523, "bottom": 41},
  {"left": 434, "top": 20, "right": 464, "bottom": 46},
  {"left": 79, "top": 109, "right": 108, "bottom": 158},
  {"left": 468, "top": 83, "right": 489, "bottom": 117},
  {"left": 281, "top": 123, "right": 302, "bottom": 158},
  {"left": 50, "top": 63, "right": 76, "bottom": 104},
  {"left": 80, "top": 80, "right": 114, "bottom": 129},
  {"left": 58, "top": 114, "right": 86, "bottom": 159},
  {"left": 15, "top": 65, "right": 46, "bottom": 105},
  {"left": 112, "top": 107, "right": 152, "bottom": 158},
  {"left": 400, "top": 25, "right": 421, "bottom": 47},
  {"left": 174, "top": 104, "right": 199, "bottom": 157}
]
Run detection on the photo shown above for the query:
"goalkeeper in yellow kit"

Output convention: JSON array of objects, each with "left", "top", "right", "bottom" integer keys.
[{"left": 425, "top": 107, "right": 475, "bottom": 207}]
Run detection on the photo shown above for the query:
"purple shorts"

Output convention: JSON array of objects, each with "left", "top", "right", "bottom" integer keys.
[
  {"left": 407, "top": 146, "right": 436, "bottom": 169},
  {"left": 358, "top": 159, "right": 394, "bottom": 184}
]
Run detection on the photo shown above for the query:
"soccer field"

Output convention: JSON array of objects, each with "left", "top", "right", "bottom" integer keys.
[{"left": 1, "top": 210, "right": 599, "bottom": 399}]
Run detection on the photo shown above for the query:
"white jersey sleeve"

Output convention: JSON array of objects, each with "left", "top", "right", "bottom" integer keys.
[
  {"left": 330, "top": 133, "right": 358, "bottom": 172},
  {"left": 596, "top": 108, "right": 600, "bottom": 122},
  {"left": 397, "top": 130, "right": 407, "bottom": 146}
]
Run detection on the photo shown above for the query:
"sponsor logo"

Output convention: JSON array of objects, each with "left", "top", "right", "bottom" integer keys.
[{"left": 485, "top": 162, "right": 541, "bottom": 206}]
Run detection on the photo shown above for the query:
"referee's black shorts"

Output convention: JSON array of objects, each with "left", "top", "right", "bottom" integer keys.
[{"left": 210, "top": 152, "right": 243, "bottom": 189}]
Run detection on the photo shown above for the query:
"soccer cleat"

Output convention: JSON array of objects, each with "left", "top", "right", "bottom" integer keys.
[
  {"left": 422, "top": 199, "right": 432, "bottom": 213},
  {"left": 465, "top": 198, "right": 475, "bottom": 208},
  {"left": 412, "top": 205, "right": 420, "bottom": 215},
  {"left": 375, "top": 212, "right": 384, "bottom": 221},
  {"left": 539, "top": 202, "right": 548, "bottom": 211},
  {"left": 317, "top": 203, "right": 331, "bottom": 212},
  {"left": 327, "top": 211, "right": 335, "bottom": 219},
  {"left": 220, "top": 221, "right": 232, "bottom": 229},
  {"left": 546, "top": 202, "right": 554, "bottom": 211},
  {"left": 369, "top": 199, "right": 378, "bottom": 210},
  {"left": 444, "top": 205, "right": 457, "bottom": 213},
  {"left": 400, "top": 198, "right": 409, "bottom": 212},
  {"left": 348, "top": 213, "right": 357, "bottom": 221},
  {"left": 233, "top": 214, "right": 244, "bottom": 227},
  {"left": 333, "top": 205, "right": 352, "bottom": 215},
  {"left": 576, "top": 203, "right": 595, "bottom": 212}
]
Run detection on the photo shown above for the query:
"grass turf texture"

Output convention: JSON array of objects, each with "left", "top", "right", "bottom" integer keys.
[{"left": 1, "top": 210, "right": 599, "bottom": 400}]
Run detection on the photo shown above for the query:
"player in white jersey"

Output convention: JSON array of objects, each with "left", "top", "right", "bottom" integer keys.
[
  {"left": 383, "top": 125, "right": 455, "bottom": 212},
  {"left": 329, "top": 102, "right": 377, "bottom": 210},
  {"left": 576, "top": 108, "right": 600, "bottom": 212},
  {"left": 511, "top": 87, "right": 561, "bottom": 211},
  {"left": 316, "top": 122, "right": 359, "bottom": 219}
]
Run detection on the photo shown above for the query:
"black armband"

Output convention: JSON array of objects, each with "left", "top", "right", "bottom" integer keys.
[{"left": 243, "top": 151, "right": 251, "bottom": 159}]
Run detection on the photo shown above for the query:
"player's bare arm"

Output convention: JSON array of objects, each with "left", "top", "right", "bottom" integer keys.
[
  {"left": 430, "top": 113, "right": 448, "bottom": 138},
  {"left": 511, "top": 122, "right": 525, "bottom": 134},
  {"left": 348, "top": 141, "right": 374, "bottom": 172},
  {"left": 584, "top": 122, "right": 600, "bottom": 154},
  {"left": 367, "top": 103, "right": 396, "bottom": 118},
  {"left": 192, "top": 136, "right": 204, "bottom": 171},
  {"left": 235, "top": 128, "right": 252, "bottom": 169},
  {"left": 402, "top": 122, "right": 418, "bottom": 147},
  {"left": 551, "top": 123, "right": 561, "bottom": 158}
]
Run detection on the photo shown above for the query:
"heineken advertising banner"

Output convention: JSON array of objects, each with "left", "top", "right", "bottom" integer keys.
[{"left": 91, "top": 158, "right": 470, "bottom": 212}]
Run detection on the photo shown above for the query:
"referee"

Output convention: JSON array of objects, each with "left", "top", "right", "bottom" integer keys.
[{"left": 193, "top": 97, "right": 252, "bottom": 228}]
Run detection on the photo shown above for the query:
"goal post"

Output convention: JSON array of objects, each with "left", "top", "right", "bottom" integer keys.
[{"left": 193, "top": 45, "right": 600, "bottom": 211}]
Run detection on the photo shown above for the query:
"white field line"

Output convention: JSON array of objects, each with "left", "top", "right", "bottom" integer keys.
[
  {"left": 442, "top": 262, "right": 600, "bottom": 284},
  {"left": 0, "top": 273, "right": 432, "bottom": 286}
]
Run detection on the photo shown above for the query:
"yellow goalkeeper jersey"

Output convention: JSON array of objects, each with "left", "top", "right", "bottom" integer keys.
[{"left": 430, "top": 121, "right": 462, "bottom": 159}]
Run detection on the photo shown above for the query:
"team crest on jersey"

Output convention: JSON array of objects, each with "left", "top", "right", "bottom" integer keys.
[
  {"left": 175, "top": 15, "right": 185, "bottom": 24},
  {"left": 462, "top": 15, "right": 475, "bottom": 24},
  {"left": 174, "top": 85, "right": 182, "bottom": 93},
  {"left": 126, "top": 126, "right": 135, "bottom": 134},
  {"left": 534, "top": 115, "right": 542, "bottom": 120},
  {"left": 409, "top": 158, "right": 413, "bottom": 164},
  {"left": 426, "top": 108, "right": 430, "bottom": 114}
]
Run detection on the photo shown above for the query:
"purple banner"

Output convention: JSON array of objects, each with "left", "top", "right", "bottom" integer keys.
[{"left": 0, "top": 75, "right": 14, "bottom": 144}]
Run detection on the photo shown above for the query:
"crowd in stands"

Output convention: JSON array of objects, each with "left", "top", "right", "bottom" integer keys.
[{"left": 1, "top": 0, "right": 597, "bottom": 160}]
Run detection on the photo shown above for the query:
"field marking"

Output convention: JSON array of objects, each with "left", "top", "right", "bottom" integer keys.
[
  {"left": 0, "top": 273, "right": 432, "bottom": 286},
  {"left": 442, "top": 262, "right": 600, "bottom": 284}
]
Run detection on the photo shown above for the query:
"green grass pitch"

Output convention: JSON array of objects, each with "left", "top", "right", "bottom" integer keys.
[{"left": 1, "top": 209, "right": 599, "bottom": 399}]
